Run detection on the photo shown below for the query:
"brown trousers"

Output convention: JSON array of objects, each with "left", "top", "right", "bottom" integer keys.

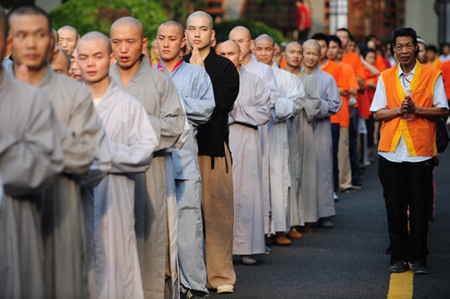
[{"left": 198, "top": 145, "right": 235, "bottom": 289}]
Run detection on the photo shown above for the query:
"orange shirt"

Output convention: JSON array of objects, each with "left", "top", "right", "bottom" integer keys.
[
  {"left": 326, "top": 62, "right": 357, "bottom": 128},
  {"left": 364, "top": 67, "right": 379, "bottom": 106},
  {"left": 321, "top": 60, "right": 347, "bottom": 90},
  {"left": 342, "top": 51, "right": 365, "bottom": 80},
  {"left": 375, "top": 54, "right": 387, "bottom": 72},
  {"left": 428, "top": 59, "right": 443, "bottom": 71},
  {"left": 441, "top": 60, "right": 450, "bottom": 100}
]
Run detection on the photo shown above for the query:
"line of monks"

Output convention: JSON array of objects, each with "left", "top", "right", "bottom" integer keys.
[{"left": 4, "top": 5, "right": 448, "bottom": 299}]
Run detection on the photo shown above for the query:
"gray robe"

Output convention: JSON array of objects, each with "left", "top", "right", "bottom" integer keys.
[
  {"left": 229, "top": 67, "right": 271, "bottom": 255},
  {"left": 269, "top": 62, "right": 304, "bottom": 232},
  {"left": 6, "top": 64, "right": 102, "bottom": 299},
  {"left": 0, "top": 70, "right": 64, "bottom": 299},
  {"left": 246, "top": 55, "right": 279, "bottom": 235},
  {"left": 90, "top": 82, "right": 158, "bottom": 299},
  {"left": 310, "top": 67, "right": 342, "bottom": 218},
  {"left": 156, "top": 60, "right": 215, "bottom": 294},
  {"left": 296, "top": 72, "right": 321, "bottom": 224},
  {"left": 110, "top": 56, "right": 186, "bottom": 299}
]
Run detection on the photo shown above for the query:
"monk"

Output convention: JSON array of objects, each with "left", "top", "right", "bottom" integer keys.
[
  {"left": 155, "top": 20, "right": 215, "bottom": 299},
  {"left": 58, "top": 25, "right": 78, "bottom": 56},
  {"left": 0, "top": 7, "right": 64, "bottom": 298},
  {"left": 302, "top": 39, "right": 341, "bottom": 228},
  {"left": 7, "top": 6, "right": 102, "bottom": 298},
  {"left": 219, "top": 40, "right": 271, "bottom": 265},
  {"left": 77, "top": 31, "right": 159, "bottom": 298},
  {"left": 283, "top": 41, "right": 321, "bottom": 230},
  {"left": 228, "top": 26, "right": 278, "bottom": 239},
  {"left": 50, "top": 45, "right": 70, "bottom": 75},
  {"left": 183, "top": 11, "right": 239, "bottom": 294},
  {"left": 254, "top": 34, "right": 305, "bottom": 244},
  {"left": 109, "top": 16, "right": 186, "bottom": 299}
]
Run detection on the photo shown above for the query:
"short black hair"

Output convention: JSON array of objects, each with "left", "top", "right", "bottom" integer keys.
[
  {"left": 328, "top": 35, "right": 341, "bottom": 48},
  {"left": 311, "top": 33, "right": 329, "bottom": 47},
  {"left": 7, "top": 5, "right": 52, "bottom": 34},
  {"left": 391, "top": 27, "right": 417, "bottom": 46},
  {"left": 364, "top": 34, "right": 377, "bottom": 45},
  {"left": 336, "top": 28, "right": 351, "bottom": 38},
  {"left": 426, "top": 44, "right": 438, "bottom": 54},
  {"left": 362, "top": 48, "right": 376, "bottom": 60}
]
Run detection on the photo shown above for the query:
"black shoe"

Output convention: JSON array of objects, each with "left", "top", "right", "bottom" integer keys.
[
  {"left": 389, "top": 261, "right": 409, "bottom": 273},
  {"left": 343, "top": 187, "right": 357, "bottom": 194},
  {"left": 411, "top": 261, "right": 428, "bottom": 275}
]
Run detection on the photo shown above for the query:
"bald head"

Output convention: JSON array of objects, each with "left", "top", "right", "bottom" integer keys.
[
  {"left": 186, "top": 11, "right": 213, "bottom": 30},
  {"left": 58, "top": 25, "right": 77, "bottom": 36},
  {"left": 220, "top": 40, "right": 240, "bottom": 53},
  {"left": 78, "top": 31, "right": 112, "bottom": 54},
  {"left": 110, "top": 16, "right": 145, "bottom": 38},
  {"left": 51, "top": 46, "right": 70, "bottom": 75},
  {"left": 254, "top": 34, "right": 275, "bottom": 47},
  {"left": 229, "top": 26, "right": 251, "bottom": 40},
  {"left": 57, "top": 25, "right": 78, "bottom": 56},
  {"left": 302, "top": 39, "right": 321, "bottom": 51},
  {"left": 286, "top": 41, "right": 301, "bottom": 52},
  {"left": 158, "top": 20, "right": 184, "bottom": 38}
]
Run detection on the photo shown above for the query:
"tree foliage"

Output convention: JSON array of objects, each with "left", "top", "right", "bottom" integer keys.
[
  {"left": 214, "top": 20, "right": 289, "bottom": 43},
  {"left": 50, "top": 0, "right": 169, "bottom": 39}
]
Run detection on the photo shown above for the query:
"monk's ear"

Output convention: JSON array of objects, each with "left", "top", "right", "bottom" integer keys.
[
  {"left": 239, "top": 50, "right": 244, "bottom": 62},
  {"left": 142, "top": 37, "right": 148, "bottom": 52},
  {"left": 211, "top": 29, "right": 215, "bottom": 42},
  {"left": 6, "top": 36, "right": 13, "bottom": 58},
  {"left": 109, "top": 52, "right": 115, "bottom": 66},
  {"left": 181, "top": 37, "right": 186, "bottom": 49},
  {"left": 250, "top": 40, "right": 255, "bottom": 53}
]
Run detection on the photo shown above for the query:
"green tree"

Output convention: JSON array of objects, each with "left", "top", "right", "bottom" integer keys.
[{"left": 50, "top": 0, "right": 169, "bottom": 39}]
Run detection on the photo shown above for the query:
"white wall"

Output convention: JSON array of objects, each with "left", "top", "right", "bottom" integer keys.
[{"left": 405, "top": 0, "right": 439, "bottom": 46}]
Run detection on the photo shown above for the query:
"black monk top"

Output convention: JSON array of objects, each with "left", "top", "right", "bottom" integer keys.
[{"left": 184, "top": 48, "right": 239, "bottom": 158}]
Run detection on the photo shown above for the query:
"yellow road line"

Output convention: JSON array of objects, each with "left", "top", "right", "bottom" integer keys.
[{"left": 387, "top": 270, "right": 414, "bottom": 299}]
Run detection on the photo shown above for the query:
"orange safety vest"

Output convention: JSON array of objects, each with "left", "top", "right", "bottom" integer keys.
[{"left": 378, "top": 61, "right": 441, "bottom": 156}]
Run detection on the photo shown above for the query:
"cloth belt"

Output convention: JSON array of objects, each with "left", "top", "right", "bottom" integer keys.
[{"left": 231, "top": 121, "right": 258, "bottom": 130}]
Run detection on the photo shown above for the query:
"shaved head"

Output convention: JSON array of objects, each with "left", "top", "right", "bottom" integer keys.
[
  {"left": 286, "top": 41, "right": 301, "bottom": 52},
  {"left": 302, "top": 39, "right": 321, "bottom": 51},
  {"left": 229, "top": 26, "right": 251, "bottom": 40},
  {"left": 158, "top": 20, "right": 184, "bottom": 38},
  {"left": 254, "top": 34, "right": 275, "bottom": 47},
  {"left": 220, "top": 40, "right": 240, "bottom": 52},
  {"left": 110, "top": 16, "right": 145, "bottom": 38},
  {"left": 78, "top": 31, "right": 112, "bottom": 54},
  {"left": 187, "top": 11, "right": 213, "bottom": 29},
  {"left": 58, "top": 25, "right": 77, "bottom": 36}
]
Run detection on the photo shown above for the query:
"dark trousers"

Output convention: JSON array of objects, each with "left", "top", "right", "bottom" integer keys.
[
  {"left": 349, "top": 108, "right": 361, "bottom": 183},
  {"left": 378, "top": 156, "right": 434, "bottom": 264},
  {"left": 331, "top": 123, "right": 340, "bottom": 192}
]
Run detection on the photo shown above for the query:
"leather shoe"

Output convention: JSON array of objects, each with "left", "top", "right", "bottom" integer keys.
[
  {"left": 274, "top": 235, "right": 291, "bottom": 245},
  {"left": 287, "top": 228, "right": 302, "bottom": 239},
  {"left": 411, "top": 261, "right": 428, "bottom": 274},
  {"left": 389, "top": 261, "right": 409, "bottom": 273}
]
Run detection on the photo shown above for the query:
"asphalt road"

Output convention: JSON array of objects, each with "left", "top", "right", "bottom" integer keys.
[{"left": 209, "top": 148, "right": 450, "bottom": 299}]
